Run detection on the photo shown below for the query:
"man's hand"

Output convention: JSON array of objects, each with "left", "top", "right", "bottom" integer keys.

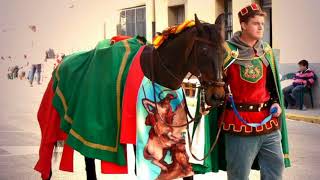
[{"left": 270, "top": 103, "right": 282, "bottom": 117}]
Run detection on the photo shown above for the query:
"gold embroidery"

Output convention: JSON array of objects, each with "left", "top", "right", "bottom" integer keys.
[
  {"left": 223, "top": 119, "right": 279, "bottom": 134},
  {"left": 223, "top": 42, "right": 232, "bottom": 66},
  {"left": 239, "top": 59, "right": 263, "bottom": 83},
  {"left": 256, "top": 124, "right": 264, "bottom": 132}
]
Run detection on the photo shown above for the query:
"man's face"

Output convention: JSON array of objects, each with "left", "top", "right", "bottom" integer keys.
[{"left": 241, "top": 15, "right": 265, "bottom": 40}]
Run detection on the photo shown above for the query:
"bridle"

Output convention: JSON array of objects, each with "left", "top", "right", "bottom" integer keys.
[{"left": 150, "top": 33, "right": 227, "bottom": 161}]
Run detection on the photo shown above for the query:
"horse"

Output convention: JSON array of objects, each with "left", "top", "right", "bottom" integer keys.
[{"left": 36, "top": 14, "right": 225, "bottom": 180}]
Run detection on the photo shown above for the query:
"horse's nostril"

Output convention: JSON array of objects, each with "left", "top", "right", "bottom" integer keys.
[{"left": 214, "top": 94, "right": 220, "bottom": 100}]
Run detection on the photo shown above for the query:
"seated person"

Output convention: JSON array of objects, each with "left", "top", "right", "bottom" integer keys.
[{"left": 283, "top": 60, "right": 315, "bottom": 110}]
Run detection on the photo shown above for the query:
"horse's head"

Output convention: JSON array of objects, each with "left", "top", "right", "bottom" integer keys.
[{"left": 188, "top": 14, "right": 226, "bottom": 108}]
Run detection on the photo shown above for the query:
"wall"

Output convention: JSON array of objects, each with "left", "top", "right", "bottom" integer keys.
[
  {"left": 231, "top": 0, "right": 252, "bottom": 33},
  {"left": 272, "top": 0, "right": 320, "bottom": 63}
]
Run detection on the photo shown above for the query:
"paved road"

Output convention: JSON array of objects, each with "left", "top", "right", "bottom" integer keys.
[{"left": 0, "top": 66, "right": 319, "bottom": 180}]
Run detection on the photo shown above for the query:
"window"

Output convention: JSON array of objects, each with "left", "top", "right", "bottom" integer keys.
[
  {"left": 224, "top": 0, "right": 233, "bottom": 40},
  {"left": 168, "top": 5, "right": 185, "bottom": 26},
  {"left": 118, "top": 6, "right": 146, "bottom": 37}
]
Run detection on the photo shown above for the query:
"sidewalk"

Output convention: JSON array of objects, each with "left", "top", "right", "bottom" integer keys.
[{"left": 285, "top": 108, "right": 320, "bottom": 124}]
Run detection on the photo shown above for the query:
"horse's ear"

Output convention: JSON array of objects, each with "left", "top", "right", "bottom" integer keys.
[
  {"left": 194, "top": 14, "right": 204, "bottom": 34},
  {"left": 215, "top": 13, "right": 225, "bottom": 40},
  {"left": 215, "top": 13, "right": 225, "bottom": 26}
]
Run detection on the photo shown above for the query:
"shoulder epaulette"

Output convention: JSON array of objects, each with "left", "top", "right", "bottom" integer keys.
[{"left": 223, "top": 41, "right": 238, "bottom": 70}]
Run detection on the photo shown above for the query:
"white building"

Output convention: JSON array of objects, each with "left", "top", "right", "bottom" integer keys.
[{"left": 1, "top": 0, "right": 319, "bottom": 105}]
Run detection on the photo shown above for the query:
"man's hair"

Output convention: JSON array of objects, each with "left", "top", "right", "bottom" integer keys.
[
  {"left": 298, "top": 59, "right": 309, "bottom": 68},
  {"left": 239, "top": 10, "right": 267, "bottom": 23}
]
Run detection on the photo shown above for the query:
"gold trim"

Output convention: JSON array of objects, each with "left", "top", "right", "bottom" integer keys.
[
  {"left": 56, "top": 87, "right": 67, "bottom": 112},
  {"left": 55, "top": 64, "right": 61, "bottom": 81},
  {"left": 70, "top": 129, "right": 117, "bottom": 152},
  {"left": 115, "top": 40, "right": 131, "bottom": 150},
  {"left": 64, "top": 114, "right": 73, "bottom": 124},
  {"left": 56, "top": 86, "right": 73, "bottom": 124},
  {"left": 223, "top": 119, "right": 279, "bottom": 133},
  {"left": 284, "top": 154, "right": 289, "bottom": 159},
  {"left": 223, "top": 42, "right": 232, "bottom": 65},
  {"left": 235, "top": 52, "right": 266, "bottom": 61}
]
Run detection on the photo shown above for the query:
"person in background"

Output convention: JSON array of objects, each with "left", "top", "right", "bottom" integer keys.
[
  {"left": 29, "top": 63, "right": 42, "bottom": 86},
  {"left": 283, "top": 59, "right": 315, "bottom": 110}
]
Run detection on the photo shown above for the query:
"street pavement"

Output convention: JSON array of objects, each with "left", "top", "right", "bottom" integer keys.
[{"left": 0, "top": 62, "right": 319, "bottom": 180}]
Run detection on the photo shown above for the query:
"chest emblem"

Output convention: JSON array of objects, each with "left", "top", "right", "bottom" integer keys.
[{"left": 240, "top": 59, "right": 263, "bottom": 83}]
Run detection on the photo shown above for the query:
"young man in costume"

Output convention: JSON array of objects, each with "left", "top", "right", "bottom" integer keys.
[
  {"left": 192, "top": 3, "right": 291, "bottom": 180},
  {"left": 222, "top": 3, "right": 291, "bottom": 179}
]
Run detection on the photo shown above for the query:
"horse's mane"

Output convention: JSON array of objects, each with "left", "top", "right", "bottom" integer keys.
[
  {"left": 153, "top": 20, "right": 222, "bottom": 49},
  {"left": 153, "top": 20, "right": 195, "bottom": 49}
]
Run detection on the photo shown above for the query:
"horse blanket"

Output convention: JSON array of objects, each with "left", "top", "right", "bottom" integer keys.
[{"left": 47, "top": 35, "right": 195, "bottom": 179}]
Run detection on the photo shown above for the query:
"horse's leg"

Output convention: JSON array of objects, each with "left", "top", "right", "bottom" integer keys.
[
  {"left": 183, "top": 176, "right": 194, "bottom": 180},
  {"left": 133, "top": 145, "right": 137, "bottom": 175},
  {"left": 84, "top": 157, "right": 97, "bottom": 180}
]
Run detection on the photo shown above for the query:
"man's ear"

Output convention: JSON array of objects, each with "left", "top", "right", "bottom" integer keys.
[{"left": 240, "top": 22, "right": 246, "bottom": 31}]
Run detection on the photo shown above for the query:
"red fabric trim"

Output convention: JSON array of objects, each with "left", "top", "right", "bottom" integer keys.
[
  {"left": 34, "top": 143, "right": 55, "bottom": 180},
  {"left": 59, "top": 143, "right": 74, "bottom": 172},
  {"left": 120, "top": 46, "right": 145, "bottom": 144},
  {"left": 101, "top": 145, "right": 128, "bottom": 174},
  {"left": 34, "top": 78, "right": 67, "bottom": 179},
  {"left": 111, "top": 36, "right": 132, "bottom": 44}
]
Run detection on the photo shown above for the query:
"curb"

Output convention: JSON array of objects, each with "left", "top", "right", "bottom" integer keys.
[{"left": 286, "top": 113, "right": 320, "bottom": 124}]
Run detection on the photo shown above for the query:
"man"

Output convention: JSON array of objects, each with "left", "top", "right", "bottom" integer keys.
[
  {"left": 283, "top": 59, "right": 315, "bottom": 110},
  {"left": 190, "top": 4, "right": 290, "bottom": 179},
  {"left": 218, "top": 3, "right": 291, "bottom": 180}
]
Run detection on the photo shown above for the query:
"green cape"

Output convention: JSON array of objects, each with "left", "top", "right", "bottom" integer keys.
[{"left": 52, "top": 37, "right": 144, "bottom": 165}]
